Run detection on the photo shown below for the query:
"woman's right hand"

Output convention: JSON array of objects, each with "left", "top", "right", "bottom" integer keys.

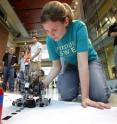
[{"left": 82, "top": 98, "right": 111, "bottom": 109}]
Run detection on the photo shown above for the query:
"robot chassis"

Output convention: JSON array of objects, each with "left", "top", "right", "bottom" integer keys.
[{"left": 12, "top": 70, "right": 51, "bottom": 108}]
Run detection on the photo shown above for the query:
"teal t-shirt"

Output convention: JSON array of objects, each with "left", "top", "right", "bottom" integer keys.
[{"left": 46, "top": 20, "right": 98, "bottom": 65}]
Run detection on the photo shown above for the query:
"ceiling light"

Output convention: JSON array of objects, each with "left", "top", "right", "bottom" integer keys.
[{"left": 75, "top": 1, "right": 78, "bottom": 5}]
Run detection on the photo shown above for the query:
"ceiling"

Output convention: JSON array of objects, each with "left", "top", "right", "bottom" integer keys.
[{"left": 8, "top": 0, "right": 73, "bottom": 36}]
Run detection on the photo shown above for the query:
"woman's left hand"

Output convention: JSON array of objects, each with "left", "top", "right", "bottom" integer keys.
[{"left": 82, "top": 98, "right": 111, "bottom": 109}]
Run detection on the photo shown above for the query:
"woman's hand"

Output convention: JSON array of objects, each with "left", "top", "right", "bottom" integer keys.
[{"left": 82, "top": 98, "right": 111, "bottom": 109}]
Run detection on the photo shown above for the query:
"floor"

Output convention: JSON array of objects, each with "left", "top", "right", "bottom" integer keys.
[
  {"left": 1, "top": 88, "right": 117, "bottom": 124},
  {"left": 109, "top": 93, "right": 117, "bottom": 106}
]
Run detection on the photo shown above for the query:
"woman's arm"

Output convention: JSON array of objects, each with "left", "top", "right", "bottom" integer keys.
[
  {"left": 77, "top": 52, "right": 89, "bottom": 100},
  {"left": 77, "top": 52, "right": 111, "bottom": 109},
  {"left": 42, "top": 59, "right": 61, "bottom": 86}
]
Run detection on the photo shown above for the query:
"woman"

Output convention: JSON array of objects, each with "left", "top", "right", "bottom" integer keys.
[{"left": 40, "top": 1, "right": 111, "bottom": 109}]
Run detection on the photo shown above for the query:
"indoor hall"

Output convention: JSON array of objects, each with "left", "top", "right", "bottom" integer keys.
[{"left": 0, "top": 0, "right": 117, "bottom": 124}]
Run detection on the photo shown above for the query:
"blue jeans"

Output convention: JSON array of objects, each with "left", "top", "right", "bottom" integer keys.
[
  {"left": 57, "top": 60, "right": 111, "bottom": 102},
  {"left": 3, "top": 66, "right": 15, "bottom": 92}
]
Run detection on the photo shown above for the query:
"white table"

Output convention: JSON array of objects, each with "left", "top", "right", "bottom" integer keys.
[{"left": 2, "top": 93, "right": 117, "bottom": 124}]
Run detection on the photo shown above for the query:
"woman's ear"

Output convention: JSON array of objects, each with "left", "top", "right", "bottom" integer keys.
[{"left": 64, "top": 17, "right": 69, "bottom": 26}]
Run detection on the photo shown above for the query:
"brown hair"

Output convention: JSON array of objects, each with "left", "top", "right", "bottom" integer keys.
[
  {"left": 32, "top": 34, "right": 39, "bottom": 40},
  {"left": 40, "top": 1, "right": 74, "bottom": 24}
]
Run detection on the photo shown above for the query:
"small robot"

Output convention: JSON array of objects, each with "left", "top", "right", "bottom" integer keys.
[{"left": 12, "top": 70, "right": 51, "bottom": 108}]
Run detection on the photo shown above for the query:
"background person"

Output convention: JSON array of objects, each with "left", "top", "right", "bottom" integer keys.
[
  {"left": 24, "top": 46, "right": 31, "bottom": 77},
  {"left": 29, "top": 34, "right": 42, "bottom": 82},
  {"left": 2, "top": 47, "right": 18, "bottom": 92},
  {"left": 108, "top": 8, "right": 117, "bottom": 78}
]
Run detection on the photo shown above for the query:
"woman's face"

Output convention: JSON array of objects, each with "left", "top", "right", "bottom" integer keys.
[{"left": 42, "top": 20, "right": 68, "bottom": 41}]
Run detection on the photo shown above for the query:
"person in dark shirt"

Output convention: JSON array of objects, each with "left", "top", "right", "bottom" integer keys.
[
  {"left": 2, "top": 47, "right": 18, "bottom": 92},
  {"left": 108, "top": 8, "right": 117, "bottom": 78}
]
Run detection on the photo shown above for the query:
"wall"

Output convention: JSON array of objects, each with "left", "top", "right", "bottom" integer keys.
[{"left": 0, "top": 23, "right": 8, "bottom": 63}]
